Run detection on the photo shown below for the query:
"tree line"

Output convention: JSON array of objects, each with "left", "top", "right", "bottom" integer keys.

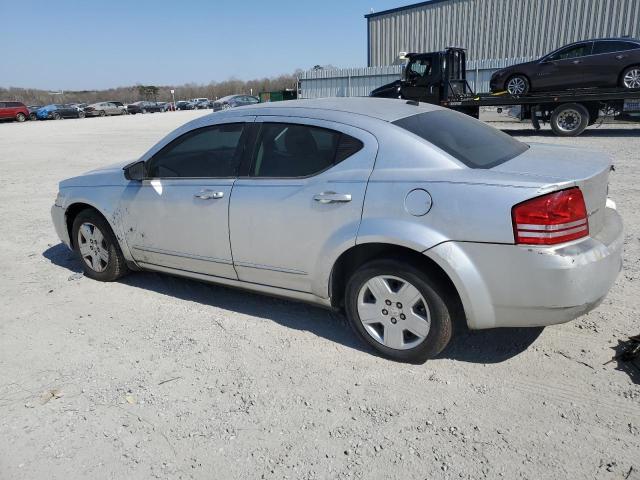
[{"left": 0, "top": 72, "right": 301, "bottom": 105}]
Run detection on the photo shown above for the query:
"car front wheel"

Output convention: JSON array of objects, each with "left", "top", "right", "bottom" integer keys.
[
  {"left": 506, "top": 75, "right": 530, "bottom": 95},
  {"left": 621, "top": 66, "right": 640, "bottom": 89},
  {"left": 345, "top": 259, "right": 454, "bottom": 363},
  {"left": 72, "top": 209, "right": 129, "bottom": 281}
]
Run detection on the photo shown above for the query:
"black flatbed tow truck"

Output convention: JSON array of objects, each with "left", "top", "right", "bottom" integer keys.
[{"left": 370, "top": 47, "right": 640, "bottom": 136}]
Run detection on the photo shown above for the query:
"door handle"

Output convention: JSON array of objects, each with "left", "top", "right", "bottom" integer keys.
[
  {"left": 313, "top": 191, "right": 352, "bottom": 204},
  {"left": 194, "top": 190, "right": 224, "bottom": 200},
  {"left": 615, "top": 54, "right": 627, "bottom": 60}
]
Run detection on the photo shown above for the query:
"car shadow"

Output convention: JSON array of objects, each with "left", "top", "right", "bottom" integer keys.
[
  {"left": 500, "top": 127, "right": 639, "bottom": 138},
  {"left": 43, "top": 243, "right": 541, "bottom": 364},
  {"left": 609, "top": 336, "right": 640, "bottom": 385}
]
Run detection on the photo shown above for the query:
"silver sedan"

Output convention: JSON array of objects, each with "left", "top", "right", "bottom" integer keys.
[{"left": 51, "top": 98, "right": 623, "bottom": 363}]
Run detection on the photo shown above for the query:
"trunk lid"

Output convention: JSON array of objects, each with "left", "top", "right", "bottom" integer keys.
[{"left": 493, "top": 143, "right": 612, "bottom": 235}]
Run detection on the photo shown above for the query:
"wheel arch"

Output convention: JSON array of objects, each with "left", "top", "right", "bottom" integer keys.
[
  {"left": 65, "top": 202, "right": 120, "bottom": 249},
  {"left": 329, "top": 242, "right": 466, "bottom": 327}
]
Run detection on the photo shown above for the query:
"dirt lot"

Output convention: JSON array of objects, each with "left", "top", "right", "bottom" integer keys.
[{"left": 1, "top": 111, "right": 638, "bottom": 480}]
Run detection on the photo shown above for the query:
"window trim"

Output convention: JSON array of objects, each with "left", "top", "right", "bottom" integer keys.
[
  {"left": 145, "top": 122, "right": 249, "bottom": 180},
  {"left": 244, "top": 121, "right": 362, "bottom": 180}
]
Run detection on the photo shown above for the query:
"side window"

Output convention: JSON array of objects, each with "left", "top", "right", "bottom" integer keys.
[
  {"left": 251, "top": 123, "right": 363, "bottom": 178},
  {"left": 593, "top": 41, "right": 638, "bottom": 54},
  {"left": 555, "top": 43, "right": 592, "bottom": 60},
  {"left": 147, "top": 123, "right": 245, "bottom": 178},
  {"left": 408, "top": 58, "right": 432, "bottom": 77}
]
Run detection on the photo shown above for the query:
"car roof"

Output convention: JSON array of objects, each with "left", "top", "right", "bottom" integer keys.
[{"left": 218, "top": 97, "right": 443, "bottom": 123}]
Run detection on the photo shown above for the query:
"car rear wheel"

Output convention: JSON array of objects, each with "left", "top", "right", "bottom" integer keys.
[
  {"left": 72, "top": 210, "right": 129, "bottom": 282},
  {"left": 53, "top": 112, "right": 62, "bottom": 120},
  {"left": 621, "top": 66, "right": 640, "bottom": 89},
  {"left": 15, "top": 113, "right": 26, "bottom": 122},
  {"left": 29, "top": 113, "right": 37, "bottom": 121},
  {"left": 78, "top": 111, "right": 85, "bottom": 119},
  {"left": 506, "top": 75, "right": 530, "bottom": 95},
  {"left": 345, "top": 259, "right": 453, "bottom": 363},
  {"left": 550, "top": 103, "right": 589, "bottom": 137}
]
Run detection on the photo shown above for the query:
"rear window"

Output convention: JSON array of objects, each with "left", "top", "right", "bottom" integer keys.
[{"left": 392, "top": 110, "right": 529, "bottom": 169}]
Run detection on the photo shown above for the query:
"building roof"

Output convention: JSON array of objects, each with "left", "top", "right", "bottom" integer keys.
[{"left": 365, "top": 0, "right": 453, "bottom": 19}]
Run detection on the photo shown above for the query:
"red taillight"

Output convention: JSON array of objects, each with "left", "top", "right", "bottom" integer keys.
[{"left": 512, "top": 187, "right": 589, "bottom": 245}]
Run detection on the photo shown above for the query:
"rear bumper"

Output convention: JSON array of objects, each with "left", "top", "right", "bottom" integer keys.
[
  {"left": 426, "top": 207, "right": 623, "bottom": 329},
  {"left": 51, "top": 204, "right": 71, "bottom": 249}
]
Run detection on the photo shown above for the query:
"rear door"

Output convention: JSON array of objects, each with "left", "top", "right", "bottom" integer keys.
[
  {"left": 229, "top": 117, "right": 377, "bottom": 295},
  {"left": 591, "top": 40, "right": 640, "bottom": 86},
  {"left": 0, "top": 102, "right": 8, "bottom": 119}
]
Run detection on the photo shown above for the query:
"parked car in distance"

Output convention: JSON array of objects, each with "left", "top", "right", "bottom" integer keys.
[
  {"left": 85, "top": 102, "right": 127, "bottom": 117},
  {"left": 0, "top": 101, "right": 30, "bottom": 122},
  {"left": 28, "top": 105, "right": 43, "bottom": 121},
  {"left": 175, "top": 100, "right": 195, "bottom": 110},
  {"left": 212, "top": 95, "right": 259, "bottom": 111},
  {"left": 127, "top": 101, "right": 164, "bottom": 114},
  {"left": 51, "top": 98, "right": 623, "bottom": 363},
  {"left": 36, "top": 104, "right": 85, "bottom": 120},
  {"left": 491, "top": 38, "right": 640, "bottom": 94},
  {"left": 192, "top": 98, "right": 210, "bottom": 109}
]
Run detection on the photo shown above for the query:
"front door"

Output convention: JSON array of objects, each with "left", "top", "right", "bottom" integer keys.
[
  {"left": 536, "top": 42, "right": 594, "bottom": 90},
  {"left": 121, "top": 121, "right": 250, "bottom": 278},
  {"left": 229, "top": 117, "right": 377, "bottom": 295},
  {"left": 401, "top": 54, "right": 442, "bottom": 104}
]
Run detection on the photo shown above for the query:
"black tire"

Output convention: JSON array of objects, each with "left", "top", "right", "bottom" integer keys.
[
  {"left": 78, "top": 111, "right": 85, "bottom": 119},
  {"left": 72, "top": 209, "right": 129, "bottom": 282},
  {"left": 99, "top": 110, "right": 106, "bottom": 117},
  {"left": 550, "top": 103, "right": 589, "bottom": 137},
  {"left": 505, "top": 74, "right": 530, "bottom": 95},
  {"left": 16, "top": 112, "right": 26, "bottom": 122},
  {"left": 53, "top": 112, "right": 62, "bottom": 120},
  {"left": 29, "top": 113, "right": 37, "bottom": 121},
  {"left": 620, "top": 65, "right": 640, "bottom": 90},
  {"left": 344, "top": 259, "right": 454, "bottom": 363}
]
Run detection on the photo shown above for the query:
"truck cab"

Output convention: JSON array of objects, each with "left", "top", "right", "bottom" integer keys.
[{"left": 371, "top": 48, "right": 478, "bottom": 116}]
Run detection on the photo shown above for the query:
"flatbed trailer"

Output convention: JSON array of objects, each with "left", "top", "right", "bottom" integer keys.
[
  {"left": 370, "top": 48, "right": 640, "bottom": 136},
  {"left": 442, "top": 88, "right": 640, "bottom": 136}
]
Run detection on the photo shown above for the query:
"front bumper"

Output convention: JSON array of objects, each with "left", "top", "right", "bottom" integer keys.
[
  {"left": 51, "top": 204, "right": 71, "bottom": 249},
  {"left": 427, "top": 207, "right": 623, "bottom": 329}
]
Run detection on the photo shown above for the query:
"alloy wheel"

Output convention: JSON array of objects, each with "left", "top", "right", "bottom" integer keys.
[
  {"left": 507, "top": 77, "right": 526, "bottom": 95},
  {"left": 357, "top": 275, "right": 431, "bottom": 350},
  {"left": 623, "top": 68, "right": 640, "bottom": 89},
  {"left": 77, "top": 222, "right": 109, "bottom": 272}
]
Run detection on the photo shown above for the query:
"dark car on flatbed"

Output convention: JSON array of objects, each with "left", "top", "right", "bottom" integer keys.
[{"left": 490, "top": 38, "right": 640, "bottom": 95}]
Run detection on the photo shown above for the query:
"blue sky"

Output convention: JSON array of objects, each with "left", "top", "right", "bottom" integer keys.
[{"left": 0, "top": 0, "right": 410, "bottom": 90}]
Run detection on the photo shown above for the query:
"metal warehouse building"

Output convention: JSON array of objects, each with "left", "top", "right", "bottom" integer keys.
[{"left": 299, "top": 0, "right": 640, "bottom": 98}]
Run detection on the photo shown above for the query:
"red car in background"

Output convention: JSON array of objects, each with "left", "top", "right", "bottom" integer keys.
[{"left": 0, "top": 101, "right": 29, "bottom": 122}]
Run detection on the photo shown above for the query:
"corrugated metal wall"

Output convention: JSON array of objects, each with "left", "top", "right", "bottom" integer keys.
[{"left": 367, "top": 0, "right": 640, "bottom": 66}]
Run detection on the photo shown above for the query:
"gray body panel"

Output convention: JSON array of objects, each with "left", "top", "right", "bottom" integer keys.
[{"left": 52, "top": 98, "right": 623, "bottom": 329}]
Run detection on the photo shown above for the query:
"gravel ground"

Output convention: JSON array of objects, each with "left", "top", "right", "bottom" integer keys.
[{"left": 0, "top": 111, "right": 638, "bottom": 480}]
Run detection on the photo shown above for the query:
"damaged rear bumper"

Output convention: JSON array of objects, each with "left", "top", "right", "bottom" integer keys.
[{"left": 426, "top": 207, "right": 624, "bottom": 329}]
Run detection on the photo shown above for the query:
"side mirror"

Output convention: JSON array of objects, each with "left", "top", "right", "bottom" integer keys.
[{"left": 123, "top": 160, "right": 146, "bottom": 181}]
